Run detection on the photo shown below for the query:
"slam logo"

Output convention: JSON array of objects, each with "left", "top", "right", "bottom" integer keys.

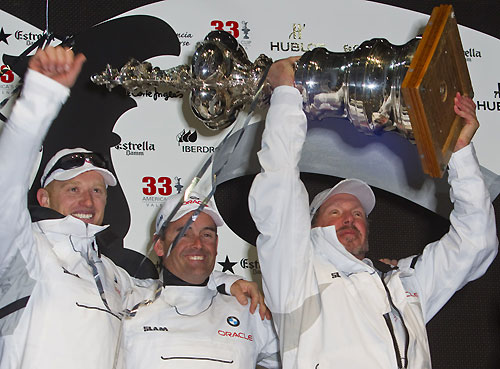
[
  {"left": 176, "top": 129, "right": 215, "bottom": 154},
  {"left": 115, "top": 141, "right": 155, "bottom": 156},
  {"left": 143, "top": 326, "right": 168, "bottom": 332},
  {"left": 270, "top": 23, "right": 325, "bottom": 52}
]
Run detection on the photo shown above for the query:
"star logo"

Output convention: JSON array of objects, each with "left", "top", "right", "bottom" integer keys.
[
  {"left": 0, "top": 28, "right": 12, "bottom": 45},
  {"left": 217, "top": 255, "right": 238, "bottom": 274}
]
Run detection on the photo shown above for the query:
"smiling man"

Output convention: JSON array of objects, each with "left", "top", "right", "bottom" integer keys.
[
  {"left": 0, "top": 46, "right": 268, "bottom": 369},
  {"left": 36, "top": 148, "right": 115, "bottom": 226},
  {"left": 157, "top": 210, "right": 219, "bottom": 285},
  {"left": 119, "top": 192, "right": 280, "bottom": 369},
  {"left": 248, "top": 57, "right": 498, "bottom": 369},
  {"left": 28, "top": 146, "right": 161, "bottom": 279}
]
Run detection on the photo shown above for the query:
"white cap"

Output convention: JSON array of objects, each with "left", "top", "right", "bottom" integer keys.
[
  {"left": 155, "top": 191, "right": 224, "bottom": 235},
  {"left": 309, "top": 178, "right": 376, "bottom": 219},
  {"left": 41, "top": 148, "right": 117, "bottom": 188}
]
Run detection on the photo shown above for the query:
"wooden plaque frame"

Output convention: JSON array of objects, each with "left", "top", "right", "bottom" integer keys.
[{"left": 402, "top": 4, "right": 473, "bottom": 178}]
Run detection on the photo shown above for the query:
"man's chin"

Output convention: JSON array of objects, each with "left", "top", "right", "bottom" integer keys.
[{"left": 340, "top": 240, "right": 368, "bottom": 257}]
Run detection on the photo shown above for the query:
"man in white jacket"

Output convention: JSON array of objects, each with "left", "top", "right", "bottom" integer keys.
[
  {"left": 0, "top": 46, "right": 266, "bottom": 369},
  {"left": 120, "top": 192, "right": 279, "bottom": 369},
  {"left": 34, "top": 146, "right": 160, "bottom": 279},
  {"left": 248, "top": 57, "right": 498, "bottom": 369}
]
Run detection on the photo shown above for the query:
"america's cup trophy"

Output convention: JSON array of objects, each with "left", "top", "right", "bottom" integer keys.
[{"left": 92, "top": 5, "right": 472, "bottom": 177}]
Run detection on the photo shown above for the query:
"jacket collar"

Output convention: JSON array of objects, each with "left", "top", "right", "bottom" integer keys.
[
  {"left": 311, "top": 225, "right": 379, "bottom": 275},
  {"left": 34, "top": 212, "right": 108, "bottom": 238},
  {"left": 29, "top": 205, "right": 65, "bottom": 222},
  {"left": 161, "top": 267, "right": 209, "bottom": 287},
  {"left": 160, "top": 274, "right": 217, "bottom": 315}
]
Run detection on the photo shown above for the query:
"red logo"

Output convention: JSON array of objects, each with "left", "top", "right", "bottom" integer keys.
[
  {"left": 142, "top": 176, "right": 172, "bottom": 196},
  {"left": 183, "top": 199, "right": 202, "bottom": 206},
  {"left": 0, "top": 65, "right": 14, "bottom": 83},
  {"left": 217, "top": 330, "right": 253, "bottom": 341},
  {"left": 210, "top": 20, "right": 239, "bottom": 38}
]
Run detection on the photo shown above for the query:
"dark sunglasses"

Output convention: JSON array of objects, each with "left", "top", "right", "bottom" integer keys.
[{"left": 42, "top": 152, "right": 109, "bottom": 187}]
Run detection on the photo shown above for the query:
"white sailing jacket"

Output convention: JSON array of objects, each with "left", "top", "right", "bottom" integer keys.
[
  {"left": 121, "top": 282, "right": 280, "bottom": 368},
  {"left": 249, "top": 86, "right": 498, "bottom": 369},
  {"left": 0, "top": 70, "right": 240, "bottom": 369}
]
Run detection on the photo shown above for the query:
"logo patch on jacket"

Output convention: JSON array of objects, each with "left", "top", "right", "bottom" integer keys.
[
  {"left": 227, "top": 316, "right": 240, "bottom": 327},
  {"left": 217, "top": 330, "right": 253, "bottom": 341},
  {"left": 406, "top": 291, "right": 419, "bottom": 299},
  {"left": 331, "top": 272, "right": 341, "bottom": 279},
  {"left": 143, "top": 326, "right": 169, "bottom": 332}
]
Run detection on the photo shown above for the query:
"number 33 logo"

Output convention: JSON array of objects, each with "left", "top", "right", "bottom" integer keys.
[
  {"left": 142, "top": 176, "right": 172, "bottom": 196},
  {"left": 210, "top": 20, "right": 239, "bottom": 38}
]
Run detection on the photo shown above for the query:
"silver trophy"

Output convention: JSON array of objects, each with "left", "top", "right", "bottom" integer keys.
[
  {"left": 92, "top": 31, "right": 272, "bottom": 130},
  {"left": 92, "top": 30, "right": 417, "bottom": 138},
  {"left": 92, "top": 5, "right": 472, "bottom": 177},
  {"left": 295, "top": 38, "right": 419, "bottom": 140}
]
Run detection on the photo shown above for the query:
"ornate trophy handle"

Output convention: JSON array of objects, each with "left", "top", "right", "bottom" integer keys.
[{"left": 92, "top": 31, "right": 273, "bottom": 130}]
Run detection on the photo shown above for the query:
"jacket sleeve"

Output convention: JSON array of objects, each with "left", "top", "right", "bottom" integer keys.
[
  {"left": 398, "top": 143, "right": 498, "bottom": 322},
  {"left": 255, "top": 319, "right": 281, "bottom": 368},
  {"left": 248, "top": 86, "right": 316, "bottom": 314},
  {"left": 209, "top": 270, "right": 242, "bottom": 294},
  {"left": 0, "top": 70, "right": 69, "bottom": 278}
]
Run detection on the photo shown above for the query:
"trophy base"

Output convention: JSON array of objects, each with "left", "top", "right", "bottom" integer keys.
[{"left": 402, "top": 4, "right": 473, "bottom": 178}]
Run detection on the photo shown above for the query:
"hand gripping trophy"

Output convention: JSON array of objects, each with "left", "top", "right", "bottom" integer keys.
[{"left": 92, "top": 5, "right": 472, "bottom": 177}]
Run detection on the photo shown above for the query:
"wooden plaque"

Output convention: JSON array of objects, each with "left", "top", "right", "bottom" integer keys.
[{"left": 402, "top": 4, "right": 473, "bottom": 178}]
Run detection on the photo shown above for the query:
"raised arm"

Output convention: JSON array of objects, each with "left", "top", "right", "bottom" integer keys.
[
  {"left": 399, "top": 93, "right": 498, "bottom": 322},
  {"left": 0, "top": 47, "right": 85, "bottom": 277},
  {"left": 248, "top": 57, "right": 317, "bottom": 313}
]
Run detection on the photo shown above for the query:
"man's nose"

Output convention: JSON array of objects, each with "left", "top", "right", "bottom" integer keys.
[
  {"left": 342, "top": 214, "right": 354, "bottom": 225},
  {"left": 191, "top": 235, "right": 203, "bottom": 249},
  {"left": 79, "top": 190, "right": 94, "bottom": 207}
]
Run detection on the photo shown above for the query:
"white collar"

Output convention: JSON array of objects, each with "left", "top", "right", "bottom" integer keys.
[
  {"left": 161, "top": 283, "right": 217, "bottom": 316},
  {"left": 311, "top": 225, "right": 375, "bottom": 275},
  {"left": 35, "top": 215, "right": 108, "bottom": 238}
]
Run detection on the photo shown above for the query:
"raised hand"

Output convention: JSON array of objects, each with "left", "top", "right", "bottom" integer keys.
[
  {"left": 453, "top": 92, "right": 479, "bottom": 152},
  {"left": 28, "top": 46, "right": 86, "bottom": 88}
]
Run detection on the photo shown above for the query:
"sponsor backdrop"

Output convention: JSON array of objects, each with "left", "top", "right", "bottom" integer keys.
[{"left": 1, "top": 1, "right": 499, "bottom": 368}]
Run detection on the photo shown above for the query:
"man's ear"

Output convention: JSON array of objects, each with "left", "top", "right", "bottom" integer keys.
[
  {"left": 37, "top": 188, "right": 50, "bottom": 208},
  {"left": 153, "top": 237, "right": 165, "bottom": 257}
]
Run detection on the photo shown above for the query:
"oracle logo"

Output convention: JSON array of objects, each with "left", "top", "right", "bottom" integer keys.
[{"left": 217, "top": 330, "right": 253, "bottom": 341}]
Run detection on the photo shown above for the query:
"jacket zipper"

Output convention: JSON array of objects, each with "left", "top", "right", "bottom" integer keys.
[{"left": 380, "top": 274, "right": 409, "bottom": 368}]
